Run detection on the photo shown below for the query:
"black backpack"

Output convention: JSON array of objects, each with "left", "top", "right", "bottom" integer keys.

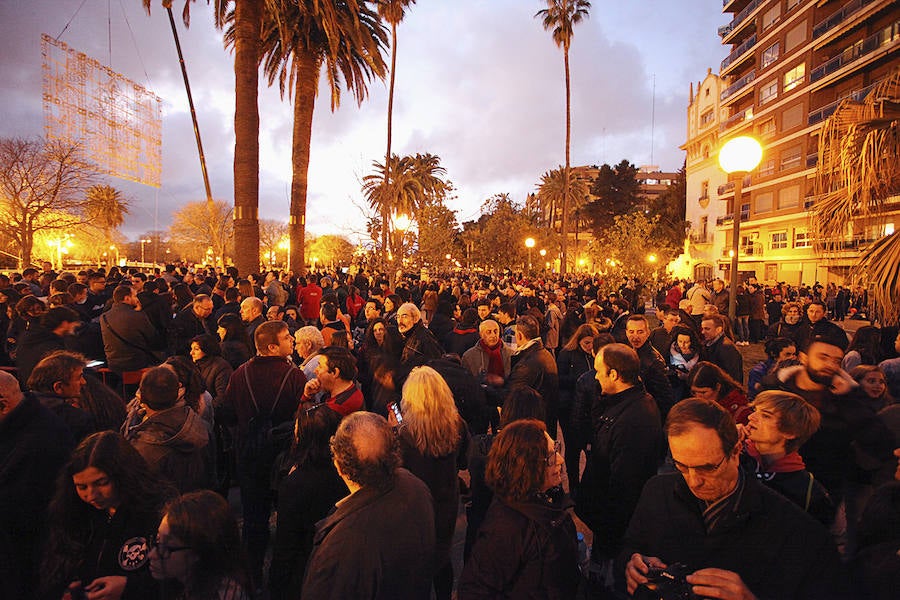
[{"left": 240, "top": 367, "right": 294, "bottom": 465}]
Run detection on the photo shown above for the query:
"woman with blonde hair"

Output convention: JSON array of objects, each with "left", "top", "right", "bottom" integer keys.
[{"left": 393, "top": 366, "right": 469, "bottom": 600}]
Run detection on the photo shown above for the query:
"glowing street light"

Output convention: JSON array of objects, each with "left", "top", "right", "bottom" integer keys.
[
  {"left": 647, "top": 253, "right": 657, "bottom": 263},
  {"left": 719, "top": 135, "right": 763, "bottom": 321},
  {"left": 110, "top": 245, "right": 119, "bottom": 266},
  {"left": 525, "top": 237, "right": 536, "bottom": 271},
  {"left": 278, "top": 237, "right": 291, "bottom": 272}
]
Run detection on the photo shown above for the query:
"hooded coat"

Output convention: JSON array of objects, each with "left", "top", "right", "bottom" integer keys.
[{"left": 122, "top": 402, "right": 210, "bottom": 493}]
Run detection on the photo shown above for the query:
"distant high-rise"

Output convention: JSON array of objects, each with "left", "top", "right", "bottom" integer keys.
[{"left": 680, "top": 0, "right": 899, "bottom": 285}]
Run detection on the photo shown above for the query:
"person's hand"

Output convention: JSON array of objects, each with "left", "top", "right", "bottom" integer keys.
[
  {"left": 686, "top": 568, "right": 757, "bottom": 600},
  {"left": 387, "top": 404, "right": 399, "bottom": 428},
  {"left": 736, "top": 423, "right": 750, "bottom": 445},
  {"left": 625, "top": 553, "right": 667, "bottom": 594},
  {"left": 85, "top": 575, "right": 127, "bottom": 600},
  {"left": 303, "top": 378, "right": 321, "bottom": 398}
]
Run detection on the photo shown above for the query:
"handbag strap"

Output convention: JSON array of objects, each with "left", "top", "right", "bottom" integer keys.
[{"left": 101, "top": 313, "right": 158, "bottom": 361}]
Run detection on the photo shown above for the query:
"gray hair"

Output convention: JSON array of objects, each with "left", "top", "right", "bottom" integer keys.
[{"left": 295, "top": 325, "right": 325, "bottom": 352}]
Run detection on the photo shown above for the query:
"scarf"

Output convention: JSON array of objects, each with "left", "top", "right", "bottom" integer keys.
[{"left": 479, "top": 338, "right": 505, "bottom": 377}]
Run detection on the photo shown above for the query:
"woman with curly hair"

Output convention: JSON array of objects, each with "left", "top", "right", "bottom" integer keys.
[
  {"left": 392, "top": 366, "right": 469, "bottom": 600},
  {"left": 149, "top": 490, "right": 250, "bottom": 599},
  {"left": 458, "top": 418, "right": 579, "bottom": 598},
  {"left": 41, "top": 431, "right": 176, "bottom": 600}
]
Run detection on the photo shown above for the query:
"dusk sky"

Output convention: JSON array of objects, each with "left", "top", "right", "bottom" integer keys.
[{"left": 0, "top": 0, "right": 728, "bottom": 245}]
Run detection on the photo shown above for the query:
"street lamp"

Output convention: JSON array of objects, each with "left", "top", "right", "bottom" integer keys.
[
  {"left": 392, "top": 213, "right": 411, "bottom": 264},
  {"left": 719, "top": 135, "right": 763, "bottom": 322},
  {"left": 140, "top": 238, "right": 151, "bottom": 267},
  {"left": 525, "top": 237, "right": 536, "bottom": 272},
  {"left": 110, "top": 245, "right": 119, "bottom": 266}
]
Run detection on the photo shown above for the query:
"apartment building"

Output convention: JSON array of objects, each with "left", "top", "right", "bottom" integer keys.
[{"left": 679, "top": 0, "right": 899, "bottom": 285}]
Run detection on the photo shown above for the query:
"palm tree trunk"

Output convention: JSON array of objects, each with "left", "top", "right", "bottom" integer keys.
[
  {"left": 232, "top": 0, "right": 261, "bottom": 277},
  {"left": 382, "top": 21, "right": 399, "bottom": 269},
  {"left": 561, "top": 45, "right": 571, "bottom": 276},
  {"left": 290, "top": 51, "right": 320, "bottom": 277}
]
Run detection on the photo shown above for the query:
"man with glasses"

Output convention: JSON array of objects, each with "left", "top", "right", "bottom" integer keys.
[
  {"left": 394, "top": 303, "right": 443, "bottom": 387},
  {"left": 620, "top": 397, "right": 849, "bottom": 599}
]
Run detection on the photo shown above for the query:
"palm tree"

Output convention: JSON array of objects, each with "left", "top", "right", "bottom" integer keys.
[
  {"left": 84, "top": 184, "right": 129, "bottom": 244},
  {"left": 535, "top": 0, "right": 590, "bottom": 275},
  {"left": 813, "top": 67, "right": 900, "bottom": 323},
  {"left": 142, "top": 0, "right": 261, "bottom": 276},
  {"left": 377, "top": 0, "right": 417, "bottom": 266},
  {"left": 237, "top": 0, "right": 387, "bottom": 274},
  {"left": 362, "top": 152, "right": 449, "bottom": 259},
  {"left": 536, "top": 166, "right": 588, "bottom": 230}
]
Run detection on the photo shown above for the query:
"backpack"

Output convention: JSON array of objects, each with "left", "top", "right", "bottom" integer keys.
[{"left": 239, "top": 367, "right": 294, "bottom": 466}]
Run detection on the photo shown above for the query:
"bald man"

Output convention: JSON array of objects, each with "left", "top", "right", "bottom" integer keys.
[
  {"left": 240, "top": 296, "right": 266, "bottom": 344},
  {"left": 0, "top": 370, "right": 74, "bottom": 599},
  {"left": 302, "top": 412, "right": 436, "bottom": 599}
]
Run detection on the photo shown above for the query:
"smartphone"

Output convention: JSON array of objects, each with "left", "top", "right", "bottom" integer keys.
[{"left": 389, "top": 402, "right": 403, "bottom": 424}]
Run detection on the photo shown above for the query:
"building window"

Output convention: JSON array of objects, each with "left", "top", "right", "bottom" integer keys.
[
  {"left": 762, "top": 43, "right": 780, "bottom": 69},
  {"left": 762, "top": 4, "right": 781, "bottom": 31},
  {"left": 741, "top": 235, "right": 756, "bottom": 254},
  {"left": 758, "top": 118, "right": 777, "bottom": 138},
  {"left": 759, "top": 159, "right": 776, "bottom": 177},
  {"left": 771, "top": 232, "right": 788, "bottom": 249},
  {"left": 765, "top": 263, "right": 778, "bottom": 281},
  {"left": 705, "top": 87, "right": 710, "bottom": 97},
  {"left": 778, "top": 185, "right": 801, "bottom": 209},
  {"left": 786, "top": 21, "right": 807, "bottom": 52},
  {"left": 787, "top": 0, "right": 802, "bottom": 11},
  {"left": 701, "top": 216, "right": 708, "bottom": 240},
  {"left": 701, "top": 180, "right": 709, "bottom": 198},
  {"left": 700, "top": 109, "right": 714, "bottom": 126},
  {"left": 794, "top": 230, "right": 812, "bottom": 248},
  {"left": 784, "top": 63, "right": 805, "bottom": 92},
  {"left": 780, "top": 145, "right": 802, "bottom": 170},
  {"left": 760, "top": 80, "right": 778, "bottom": 104},
  {"left": 782, "top": 104, "right": 804, "bottom": 130},
  {"left": 755, "top": 191, "right": 774, "bottom": 212}
]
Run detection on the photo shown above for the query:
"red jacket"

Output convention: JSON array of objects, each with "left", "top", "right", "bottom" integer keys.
[{"left": 297, "top": 284, "right": 322, "bottom": 320}]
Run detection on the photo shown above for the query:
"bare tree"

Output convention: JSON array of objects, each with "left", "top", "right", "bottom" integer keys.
[
  {"left": 0, "top": 137, "right": 97, "bottom": 267},
  {"left": 168, "top": 200, "right": 234, "bottom": 265}
]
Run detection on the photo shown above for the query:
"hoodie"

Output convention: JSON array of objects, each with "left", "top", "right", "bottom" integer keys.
[{"left": 122, "top": 402, "right": 210, "bottom": 492}]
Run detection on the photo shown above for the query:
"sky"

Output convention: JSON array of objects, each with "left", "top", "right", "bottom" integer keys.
[{"left": 0, "top": 0, "right": 728, "bottom": 246}]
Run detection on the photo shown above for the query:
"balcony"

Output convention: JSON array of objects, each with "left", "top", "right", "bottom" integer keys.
[
  {"left": 807, "top": 80, "right": 881, "bottom": 125},
  {"left": 716, "top": 175, "right": 752, "bottom": 196},
  {"left": 720, "top": 0, "right": 763, "bottom": 42},
  {"left": 716, "top": 208, "right": 751, "bottom": 226},
  {"left": 719, "top": 107, "right": 753, "bottom": 132},
  {"left": 806, "top": 153, "right": 819, "bottom": 168},
  {"left": 721, "top": 70, "right": 756, "bottom": 101},
  {"left": 723, "top": 0, "right": 752, "bottom": 10},
  {"left": 813, "top": 0, "right": 877, "bottom": 40},
  {"left": 810, "top": 20, "right": 900, "bottom": 84},
  {"left": 721, "top": 242, "right": 762, "bottom": 257},
  {"left": 721, "top": 33, "right": 757, "bottom": 73},
  {"left": 690, "top": 231, "right": 712, "bottom": 245}
]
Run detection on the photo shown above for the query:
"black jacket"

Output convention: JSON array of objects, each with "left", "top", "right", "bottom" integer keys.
[
  {"left": 618, "top": 472, "right": 852, "bottom": 599},
  {"left": 705, "top": 334, "right": 743, "bottom": 384},
  {"left": 0, "top": 395, "right": 74, "bottom": 600},
  {"left": 459, "top": 489, "right": 579, "bottom": 599},
  {"left": 634, "top": 342, "right": 675, "bottom": 418},
  {"left": 100, "top": 303, "right": 166, "bottom": 373},
  {"left": 15, "top": 325, "right": 68, "bottom": 387},
  {"left": 506, "top": 340, "right": 559, "bottom": 431},
  {"left": 576, "top": 384, "right": 662, "bottom": 559},
  {"left": 167, "top": 305, "right": 211, "bottom": 356}
]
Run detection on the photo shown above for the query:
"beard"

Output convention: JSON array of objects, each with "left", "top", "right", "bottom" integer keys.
[{"left": 806, "top": 366, "right": 836, "bottom": 385}]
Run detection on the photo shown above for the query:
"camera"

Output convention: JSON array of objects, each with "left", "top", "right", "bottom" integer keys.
[{"left": 633, "top": 563, "right": 700, "bottom": 600}]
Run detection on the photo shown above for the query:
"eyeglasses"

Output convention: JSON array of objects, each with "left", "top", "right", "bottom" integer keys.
[
  {"left": 672, "top": 452, "right": 730, "bottom": 475},
  {"left": 149, "top": 534, "right": 192, "bottom": 559},
  {"left": 546, "top": 440, "right": 562, "bottom": 466}
]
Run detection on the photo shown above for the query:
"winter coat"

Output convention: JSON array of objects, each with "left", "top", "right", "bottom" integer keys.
[
  {"left": 196, "top": 354, "right": 233, "bottom": 401},
  {"left": 302, "top": 468, "right": 436, "bottom": 600},
  {"left": 100, "top": 303, "right": 165, "bottom": 373},
  {"left": 122, "top": 401, "right": 210, "bottom": 493},
  {"left": 576, "top": 384, "right": 663, "bottom": 559},
  {"left": 617, "top": 472, "right": 851, "bottom": 599},
  {"left": 705, "top": 334, "right": 743, "bottom": 384},
  {"left": 505, "top": 339, "right": 559, "bottom": 432},
  {"left": 14, "top": 325, "right": 68, "bottom": 387},
  {"left": 458, "top": 489, "right": 579, "bottom": 599}
]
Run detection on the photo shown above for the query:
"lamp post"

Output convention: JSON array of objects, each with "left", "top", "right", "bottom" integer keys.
[
  {"left": 110, "top": 245, "right": 119, "bottom": 266},
  {"left": 140, "top": 238, "right": 151, "bottom": 267},
  {"left": 392, "top": 213, "right": 411, "bottom": 265},
  {"left": 525, "top": 237, "right": 536, "bottom": 272},
  {"left": 718, "top": 136, "right": 763, "bottom": 322}
]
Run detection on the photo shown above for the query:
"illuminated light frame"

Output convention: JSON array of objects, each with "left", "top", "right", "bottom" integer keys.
[{"left": 41, "top": 34, "right": 162, "bottom": 187}]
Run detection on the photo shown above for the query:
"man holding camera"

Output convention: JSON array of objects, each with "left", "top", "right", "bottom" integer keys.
[{"left": 619, "top": 398, "right": 849, "bottom": 599}]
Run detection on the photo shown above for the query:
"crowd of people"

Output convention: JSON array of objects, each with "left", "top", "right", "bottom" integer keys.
[{"left": 0, "top": 261, "right": 898, "bottom": 599}]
